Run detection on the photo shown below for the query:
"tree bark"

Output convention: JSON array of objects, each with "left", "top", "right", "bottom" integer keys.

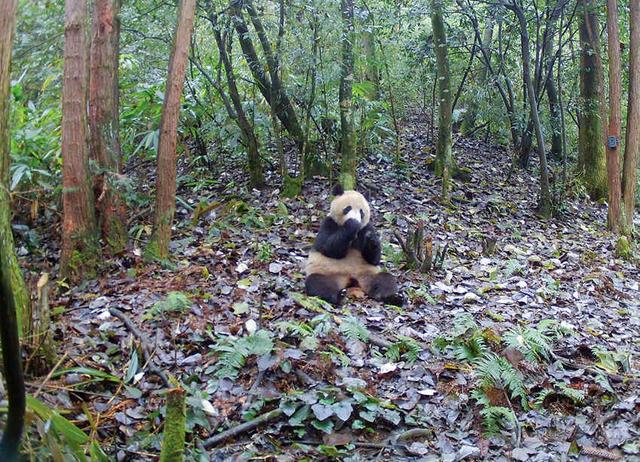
[
  {"left": 431, "top": 0, "right": 453, "bottom": 201},
  {"left": 212, "top": 20, "right": 264, "bottom": 189},
  {"left": 230, "top": 0, "right": 305, "bottom": 153},
  {"left": 61, "top": 0, "right": 99, "bottom": 280},
  {"left": 362, "top": 27, "right": 380, "bottom": 100},
  {"left": 339, "top": 0, "right": 356, "bottom": 190},
  {"left": 577, "top": 0, "right": 607, "bottom": 200},
  {"left": 0, "top": 1, "right": 26, "bottom": 459},
  {"left": 512, "top": 0, "right": 552, "bottom": 217},
  {"left": 606, "top": 0, "right": 622, "bottom": 233},
  {"left": 622, "top": 0, "right": 640, "bottom": 234},
  {"left": 543, "top": 4, "right": 562, "bottom": 159},
  {"left": 146, "top": 0, "right": 196, "bottom": 260},
  {"left": 159, "top": 388, "right": 186, "bottom": 462},
  {"left": 89, "top": 0, "right": 126, "bottom": 254}
]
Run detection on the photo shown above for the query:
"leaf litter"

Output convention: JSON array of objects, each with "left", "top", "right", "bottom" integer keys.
[{"left": 15, "top": 111, "right": 640, "bottom": 461}]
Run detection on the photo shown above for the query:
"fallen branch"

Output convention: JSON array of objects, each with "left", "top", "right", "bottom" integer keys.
[
  {"left": 203, "top": 408, "right": 283, "bottom": 449},
  {"left": 393, "top": 222, "right": 447, "bottom": 272},
  {"left": 108, "top": 308, "right": 171, "bottom": 388}
]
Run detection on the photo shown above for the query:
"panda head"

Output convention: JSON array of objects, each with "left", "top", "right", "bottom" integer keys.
[{"left": 329, "top": 184, "right": 371, "bottom": 228}]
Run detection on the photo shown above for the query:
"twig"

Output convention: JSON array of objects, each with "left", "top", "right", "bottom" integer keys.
[
  {"left": 108, "top": 308, "right": 171, "bottom": 388},
  {"left": 202, "top": 408, "right": 283, "bottom": 448},
  {"left": 33, "top": 352, "right": 68, "bottom": 399}
]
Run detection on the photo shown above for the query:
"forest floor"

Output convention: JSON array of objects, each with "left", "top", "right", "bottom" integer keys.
[{"left": 19, "top": 112, "right": 640, "bottom": 461}]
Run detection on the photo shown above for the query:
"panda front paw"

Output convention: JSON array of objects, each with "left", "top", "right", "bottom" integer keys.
[{"left": 344, "top": 218, "right": 361, "bottom": 237}]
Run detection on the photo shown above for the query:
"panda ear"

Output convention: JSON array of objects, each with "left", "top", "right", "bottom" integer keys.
[
  {"left": 362, "top": 189, "right": 371, "bottom": 201},
  {"left": 332, "top": 184, "right": 344, "bottom": 196}
]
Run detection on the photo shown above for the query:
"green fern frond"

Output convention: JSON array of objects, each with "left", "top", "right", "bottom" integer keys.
[
  {"left": 212, "top": 330, "right": 274, "bottom": 379},
  {"left": 479, "top": 406, "right": 517, "bottom": 436},
  {"left": 504, "top": 326, "right": 553, "bottom": 363},
  {"left": 473, "top": 353, "right": 528, "bottom": 409},
  {"left": 385, "top": 335, "right": 422, "bottom": 364},
  {"left": 340, "top": 316, "right": 370, "bottom": 342}
]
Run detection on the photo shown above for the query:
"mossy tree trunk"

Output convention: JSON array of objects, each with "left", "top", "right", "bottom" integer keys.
[
  {"left": 606, "top": 0, "right": 623, "bottom": 233},
  {"left": 622, "top": 0, "right": 640, "bottom": 234},
  {"left": 89, "top": 0, "right": 126, "bottom": 254},
  {"left": 577, "top": 0, "right": 607, "bottom": 200},
  {"left": 159, "top": 388, "right": 186, "bottom": 462},
  {"left": 61, "top": 0, "right": 99, "bottom": 281},
  {"left": 0, "top": 1, "right": 26, "bottom": 459},
  {"left": 145, "top": 0, "right": 196, "bottom": 261},
  {"left": 0, "top": 0, "right": 29, "bottom": 335},
  {"left": 431, "top": 0, "right": 453, "bottom": 201},
  {"left": 339, "top": 0, "right": 356, "bottom": 190}
]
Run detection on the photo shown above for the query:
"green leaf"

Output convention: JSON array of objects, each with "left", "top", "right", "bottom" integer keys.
[
  {"left": 124, "top": 350, "right": 139, "bottom": 383},
  {"left": 50, "top": 367, "right": 120, "bottom": 383}
]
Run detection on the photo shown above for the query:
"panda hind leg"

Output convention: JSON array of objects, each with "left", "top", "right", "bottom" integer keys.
[
  {"left": 362, "top": 272, "right": 405, "bottom": 306},
  {"left": 305, "top": 273, "right": 347, "bottom": 305}
]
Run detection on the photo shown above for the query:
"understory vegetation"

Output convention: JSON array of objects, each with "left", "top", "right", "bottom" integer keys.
[{"left": 0, "top": 0, "right": 639, "bottom": 460}]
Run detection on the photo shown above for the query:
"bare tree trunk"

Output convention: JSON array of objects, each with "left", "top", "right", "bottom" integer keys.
[
  {"left": 339, "top": 0, "right": 356, "bottom": 189},
  {"left": 622, "top": 0, "right": 640, "bottom": 234},
  {"left": 606, "top": 0, "right": 622, "bottom": 233},
  {"left": 577, "top": 0, "right": 607, "bottom": 200},
  {"left": 511, "top": 0, "right": 552, "bottom": 217},
  {"left": 146, "top": 0, "right": 196, "bottom": 260},
  {"left": 431, "top": 0, "right": 453, "bottom": 201},
  {"left": 61, "top": 0, "right": 99, "bottom": 280},
  {"left": 0, "top": 2, "right": 26, "bottom": 458},
  {"left": 213, "top": 22, "right": 264, "bottom": 189},
  {"left": 89, "top": 0, "right": 126, "bottom": 254},
  {"left": 231, "top": 0, "right": 305, "bottom": 153},
  {"left": 543, "top": 4, "right": 562, "bottom": 159}
]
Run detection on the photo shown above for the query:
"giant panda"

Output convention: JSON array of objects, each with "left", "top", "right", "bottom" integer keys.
[{"left": 305, "top": 185, "right": 403, "bottom": 306}]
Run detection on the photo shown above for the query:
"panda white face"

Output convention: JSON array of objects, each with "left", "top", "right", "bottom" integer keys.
[{"left": 329, "top": 190, "right": 371, "bottom": 228}]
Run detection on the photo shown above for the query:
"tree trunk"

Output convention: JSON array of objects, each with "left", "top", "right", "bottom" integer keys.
[
  {"left": 230, "top": 1, "right": 305, "bottom": 153},
  {"left": 212, "top": 22, "right": 264, "bottom": 189},
  {"left": 159, "top": 388, "right": 186, "bottom": 462},
  {"left": 577, "top": 0, "right": 607, "bottom": 200},
  {"left": 339, "top": 0, "right": 356, "bottom": 190},
  {"left": 146, "top": 0, "right": 196, "bottom": 260},
  {"left": 622, "top": 0, "right": 640, "bottom": 234},
  {"left": 431, "top": 0, "right": 453, "bottom": 201},
  {"left": 89, "top": 0, "right": 126, "bottom": 254},
  {"left": 606, "top": 0, "right": 622, "bottom": 233},
  {"left": 461, "top": 17, "right": 493, "bottom": 135},
  {"left": 362, "top": 28, "right": 380, "bottom": 100},
  {"left": 543, "top": 5, "right": 562, "bottom": 160},
  {"left": 512, "top": 1, "right": 552, "bottom": 217},
  {"left": 0, "top": 1, "right": 26, "bottom": 459},
  {"left": 61, "top": 0, "right": 99, "bottom": 280}
]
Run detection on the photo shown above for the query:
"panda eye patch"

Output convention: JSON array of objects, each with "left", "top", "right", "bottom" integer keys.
[{"left": 343, "top": 206, "right": 352, "bottom": 215}]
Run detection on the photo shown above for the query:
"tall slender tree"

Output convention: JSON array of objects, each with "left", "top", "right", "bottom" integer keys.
[
  {"left": 0, "top": 1, "right": 26, "bottom": 459},
  {"left": 61, "top": 0, "right": 99, "bottom": 280},
  {"left": 577, "top": 0, "right": 607, "bottom": 200},
  {"left": 622, "top": 0, "right": 640, "bottom": 234},
  {"left": 89, "top": 0, "right": 126, "bottom": 254},
  {"left": 510, "top": 0, "right": 552, "bottom": 216},
  {"left": 605, "top": 0, "right": 622, "bottom": 232},
  {"left": 431, "top": 0, "right": 453, "bottom": 200},
  {"left": 146, "top": 0, "right": 196, "bottom": 260},
  {"left": 339, "top": 0, "right": 356, "bottom": 189}
]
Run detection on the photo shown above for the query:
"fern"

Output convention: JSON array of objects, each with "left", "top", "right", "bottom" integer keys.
[
  {"left": 473, "top": 353, "right": 528, "bottom": 409},
  {"left": 453, "top": 334, "right": 488, "bottom": 361},
  {"left": 504, "top": 326, "right": 553, "bottom": 362},
  {"left": 479, "top": 405, "right": 518, "bottom": 436},
  {"left": 385, "top": 336, "right": 421, "bottom": 364},
  {"left": 340, "top": 316, "right": 370, "bottom": 342},
  {"left": 212, "top": 330, "right": 274, "bottom": 379}
]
